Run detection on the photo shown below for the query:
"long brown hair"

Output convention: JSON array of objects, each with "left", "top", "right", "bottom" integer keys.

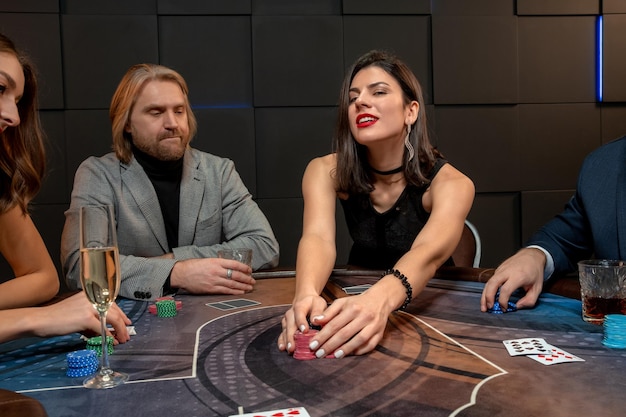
[
  {"left": 110, "top": 63, "right": 197, "bottom": 164},
  {"left": 334, "top": 50, "right": 441, "bottom": 194},
  {"left": 0, "top": 33, "right": 45, "bottom": 214}
]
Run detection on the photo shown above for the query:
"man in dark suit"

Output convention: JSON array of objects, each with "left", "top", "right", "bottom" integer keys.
[
  {"left": 61, "top": 64, "right": 279, "bottom": 301},
  {"left": 481, "top": 135, "right": 626, "bottom": 311}
]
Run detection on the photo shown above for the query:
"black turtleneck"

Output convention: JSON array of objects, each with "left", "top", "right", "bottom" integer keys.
[{"left": 131, "top": 144, "right": 183, "bottom": 249}]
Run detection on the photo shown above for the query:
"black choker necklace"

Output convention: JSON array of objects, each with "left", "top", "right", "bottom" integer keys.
[{"left": 370, "top": 166, "right": 403, "bottom": 175}]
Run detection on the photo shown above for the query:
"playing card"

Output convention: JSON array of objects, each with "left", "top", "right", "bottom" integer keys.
[
  {"left": 343, "top": 284, "right": 372, "bottom": 295},
  {"left": 527, "top": 345, "right": 585, "bottom": 366},
  {"left": 89, "top": 326, "right": 136, "bottom": 340},
  {"left": 206, "top": 298, "right": 261, "bottom": 311},
  {"left": 228, "top": 406, "right": 311, "bottom": 417},
  {"left": 502, "top": 337, "right": 551, "bottom": 356}
]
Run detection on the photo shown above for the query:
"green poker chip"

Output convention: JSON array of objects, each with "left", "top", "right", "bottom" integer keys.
[
  {"left": 86, "top": 336, "right": 114, "bottom": 356},
  {"left": 156, "top": 300, "right": 177, "bottom": 317}
]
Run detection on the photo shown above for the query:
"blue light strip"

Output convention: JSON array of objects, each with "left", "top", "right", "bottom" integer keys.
[{"left": 597, "top": 15, "right": 603, "bottom": 102}]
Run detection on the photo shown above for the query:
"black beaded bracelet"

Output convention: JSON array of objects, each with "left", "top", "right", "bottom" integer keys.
[{"left": 382, "top": 268, "right": 413, "bottom": 311}]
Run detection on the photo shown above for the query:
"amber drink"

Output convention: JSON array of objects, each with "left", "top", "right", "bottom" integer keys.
[{"left": 578, "top": 260, "right": 626, "bottom": 324}]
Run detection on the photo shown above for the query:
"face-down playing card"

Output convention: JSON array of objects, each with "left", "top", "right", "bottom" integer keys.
[
  {"left": 342, "top": 284, "right": 372, "bottom": 295},
  {"left": 206, "top": 298, "right": 261, "bottom": 311},
  {"left": 502, "top": 338, "right": 551, "bottom": 356}
]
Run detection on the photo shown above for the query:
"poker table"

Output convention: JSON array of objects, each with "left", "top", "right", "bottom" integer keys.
[{"left": 0, "top": 267, "right": 624, "bottom": 417}]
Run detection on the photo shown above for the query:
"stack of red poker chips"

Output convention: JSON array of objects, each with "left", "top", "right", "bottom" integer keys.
[
  {"left": 293, "top": 329, "right": 336, "bottom": 360},
  {"left": 293, "top": 329, "right": 318, "bottom": 360}
]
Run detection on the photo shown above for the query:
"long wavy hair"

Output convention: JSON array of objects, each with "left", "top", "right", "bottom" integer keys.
[
  {"left": 110, "top": 63, "right": 198, "bottom": 164},
  {"left": 0, "top": 33, "right": 45, "bottom": 215},
  {"left": 334, "top": 50, "right": 442, "bottom": 194}
]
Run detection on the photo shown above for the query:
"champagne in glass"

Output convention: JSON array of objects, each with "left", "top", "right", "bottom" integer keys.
[
  {"left": 79, "top": 205, "right": 128, "bottom": 389},
  {"left": 81, "top": 247, "right": 119, "bottom": 312}
]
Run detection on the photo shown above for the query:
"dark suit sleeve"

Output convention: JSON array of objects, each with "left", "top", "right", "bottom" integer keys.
[
  {"left": 525, "top": 143, "right": 618, "bottom": 276},
  {"left": 526, "top": 191, "right": 594, "bottom": 276}
]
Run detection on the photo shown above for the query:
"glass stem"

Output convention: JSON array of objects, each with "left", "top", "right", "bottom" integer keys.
[{"left": 99, "top": 310, "right": 112, "bottom": 377}]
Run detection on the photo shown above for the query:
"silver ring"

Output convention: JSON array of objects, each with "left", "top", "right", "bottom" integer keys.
[{"left": 226, "top": 268, "right": 233, "bottom": 279}]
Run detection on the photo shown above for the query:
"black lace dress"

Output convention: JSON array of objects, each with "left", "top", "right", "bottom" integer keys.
[{"left": 339, "top": 158, "right": 453, "bottom": 270}]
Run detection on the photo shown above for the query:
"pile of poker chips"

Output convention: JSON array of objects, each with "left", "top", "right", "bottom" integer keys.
[
  {"left": 602, "top": 314, "right": 626, "bottom": 348},
  {"left": 293, "top": 329, "right": 335, "bottom": 360},
  {"left": 487, "top": 289, "right": 518, "bottom": 314},
  {"left": 155, "top": 299, "right": 177, "bottom": 317},
  {"left": 148, "top": 296, "right": 182, "bottom": 316},
  {"left": 86, "top": 335, "right": 114, "bottom": 357},
  {"left": 293, "top": 330, "right": 318, "bottom": 360},
  {"left": 66, "top": 349, "right": 99, "bottom": 378}
]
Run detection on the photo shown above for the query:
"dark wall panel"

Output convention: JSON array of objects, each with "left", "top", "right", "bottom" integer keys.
[
  {"left": 0, "top": 13, "right": 63, "bottom": 109},
  {"left": 603, "top": 0, "right": 626, "bottom": 13},
  {"left": 433, "top": 106, "right": 519, "bottom": 193},
  {"left": 432, "top": 16, "right": 518, "bottom": 104},
  {"left": 521, "top": 190, "right": 573, "bottom": 243},
  {"left": 343, "top": 16, "right": 432, "bottom": 103},
  {"left": 518, "top": 104, "right": 600, "bottom": 191},
  {"left": 601, "top": 106, "right": 626, "bottom": 143},
  {"left": 157, "top": 0, "right": 250, "bottom": 15},
  {"left": 36, "top": 111, "right": 67, "bottom": 205},
  {"left": 62, "top": 15, "right": 159, "bottom": 109},
  {"left": 252, "top": 16, "right": 343, "bottom": 107},
  {"left": 518, "top": 16, "right": 596, "bottom": 103},
  {"left": 192, "top": 108, "right": 257, "bottom": 196},
  {"left": 63, "top": 110, "right": 112, "bottom": 193},
  {"left": 159, "top": 16, "right": 253, "bottom": 108},
  {"left": 471, "top": 193, "right": 520, "bottom": 267},
  {"left": 258, "top": 198, "right": 302, "bottom": 267},
  {"left": 30, "top": 204, "right": 67, "bottom": 288},
  {"left": 432, "top": 0, "right": 514, "bottom": 15},
  {"left": 253, "top": 0, "right": 340, "bottom": 15},
  {"left": 255, "top": 107, "right": 336, "bottom": 199},
  {"left": 603, "top": 14, "right": 626, "bottom": 102},
  {"left": 516, "top": 0, "right": 599, "bottom": 15},
  {"left": 0, "top": 0, "right": 58, "bottom": 12},
  {"left": 343, "top": 0, "right": 430, "bottom": 14},
  {"left": 62, "top": 0, "right": 156, "bottom": 14}
]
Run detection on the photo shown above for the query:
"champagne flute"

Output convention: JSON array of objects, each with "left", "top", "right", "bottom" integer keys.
[{"left": 79, "top": 205, "right": 128, "bottom": 389}]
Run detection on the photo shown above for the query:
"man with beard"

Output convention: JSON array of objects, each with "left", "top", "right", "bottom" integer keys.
[{"left": 61, "top": 64, "right": 279, "bottom": 301}]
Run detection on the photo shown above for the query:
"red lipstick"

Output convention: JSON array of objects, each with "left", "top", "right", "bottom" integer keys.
[{"left": 356, "top": 113, "right": 378, "bottom": 128}]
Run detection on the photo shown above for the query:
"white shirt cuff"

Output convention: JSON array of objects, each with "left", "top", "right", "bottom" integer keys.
[{"left": 526, "top": 245, "right": 554, "bottom": 281}]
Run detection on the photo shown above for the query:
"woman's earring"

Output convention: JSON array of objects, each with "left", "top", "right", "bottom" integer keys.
[{"left": 404, "top": 124, "right": 414, "bottom": 161}]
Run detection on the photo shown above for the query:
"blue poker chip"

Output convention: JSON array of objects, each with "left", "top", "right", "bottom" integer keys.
[
  {"left": 66, "top": 350, "right": 99, "bottom": 377},
  {"left": 67, "top": 350, "right": 98, "bottom": 366},
  {"left": 66, "top": 365, "right": 98, "bottom": 378},
  {"left": 603, "top": 314, "right": 626, "bottom": 349},
  {"left": 488, "top": 288, "right": 518, "bottom": 314},
  {"left": 487, "top": 301, "right": 517, "bottom": 314}
]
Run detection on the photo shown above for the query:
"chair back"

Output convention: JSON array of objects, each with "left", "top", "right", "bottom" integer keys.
[
  {"left": 451, "top": 220, "right": 481, "bottom": 268},
  {"left": 0, "top": 389, "right": 48, "bottom": 417}
]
